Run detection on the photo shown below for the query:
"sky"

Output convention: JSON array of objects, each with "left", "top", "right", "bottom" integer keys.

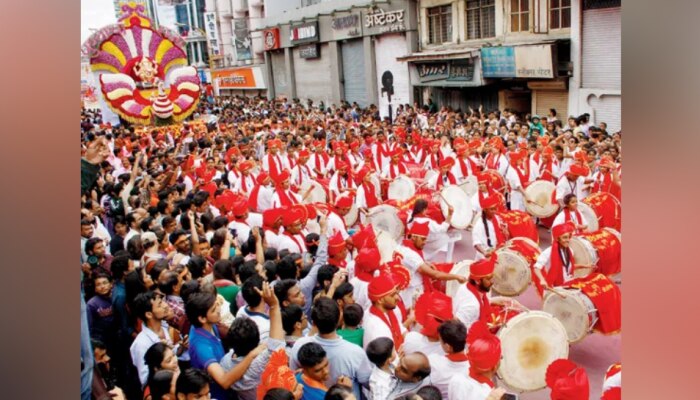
[{"left": 81, "top": 0, "right": 118, "bottom": 44}]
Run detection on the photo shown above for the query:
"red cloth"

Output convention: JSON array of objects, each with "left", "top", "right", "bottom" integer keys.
[
  {"left": 407, "top": 221, "right": 429, "bottom": 238},
  {"left": 546, "top": 359, "right": 590, "bottom": 400},
  {"left": 565, "top": 273, "right": 621, "bottom": 335},
  {"left": 388, "top": 162, "right": 408, "bottom": 179},
  {"left": 414, "top": 291, "right": 453, "bottom": 338},
  {"left": 466, "top": 282, "right": 493, "bottom": 325},
  {"left": 362, "top": 182, "right": 380, "bottom": 208},
  {"left": 546, "top": 242, "right": 575, "bottom": 288},
  {"left": 369, "top": 305, "right": 404, "bottom": 349},
  {"left": 470, "top": 256, "right": 496, "bottom": 279},
  {"left": 435, "top": 171, "right": 457, "bottom": 190},
  {"left": 578, "top": 229, "right": 622, "bottom": 275},
  {"left": 497, "top": 210, "right": 539, "bottom": 244},
  {"left": 466, "top": 321, "right": 501, "bottom": 372},
  {"left": 368, "top": 275, "right": 397, "bottom": 301},
  {"left": 583, "top": 193, "right": 621, "bottom": 232}
]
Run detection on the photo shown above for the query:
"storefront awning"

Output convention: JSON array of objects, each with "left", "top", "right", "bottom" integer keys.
[{"left": 397, "top": 47, "right": 480, "bottom": 62}]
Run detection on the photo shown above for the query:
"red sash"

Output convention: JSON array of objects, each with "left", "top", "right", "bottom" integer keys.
[
  {"left": 468, "top": 369, "right": 495, "bottom": 389},
  {"left": 564, "top": 208, "right": 584, "bottom": 233},
  {"left": 389, "top": 162, "right": 408, "bottom": 179},
  {"left": 282, "top": 232, "right": 306, "bottom": 253},
  {"left": 458, "top": 157, "right": 471, "bottom": 177},
  {"left": 446, "top": 352, "right": 470, "bottom": 363},
  {"left": 267, "top": 153, "right": 282, "bottom": 177},
  {"left": 370, "top": 305, "right": 404, "bottom": 349},
  {"left": 546, "top": 243, "right": 575, "bottom": 288},
  {"left": 275, "top": 188, "right": 298, "bottom": 207},
  {"left": 435, "top": 172, "right": 457, "bottom": 190},
  {"left": 429, "top": 153, "right": 442, "bottom": 169},
  {"left": 363, "top": 182, "right": 380, "bottom": 208},
  {"left": 466, "top": 282, "right": 492, "bottom": 324}
]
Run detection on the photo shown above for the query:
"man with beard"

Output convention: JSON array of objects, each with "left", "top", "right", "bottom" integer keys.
[
  {"left": 232, "top": 160, "right": 256, "bottom": 196},
  {"left": 169, "top": 212, "right": 201, "bottom": 266},
  {"left": 362, "top": 275, "right": 406, "bottom": 351},
  {"left": 277, "top": 205, "right": 308, "bottom": 254}
]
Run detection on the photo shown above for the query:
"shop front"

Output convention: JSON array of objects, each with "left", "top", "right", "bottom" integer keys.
[{"left": 211, "top": 66, "right": 267, "bottom": 97}]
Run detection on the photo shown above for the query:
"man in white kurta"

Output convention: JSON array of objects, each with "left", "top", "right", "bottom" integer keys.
[
  {"left": 471, "top": 196, "right": 508, "bottom": 261},
  {"left": 555, "top": 164, "right": 589, "bottom": 206},
  {"left": 447, "top": 374, "right": 493, "bottom": 400},
  {"left": 349, "top": 247, "right": 381, "bottom": 311},
  {"left": 276, "top": 206, "right": 308, "bottom": 254},
  {"left": 362, "top": 275, "right": 407, "bottom": 351},
  {"left": 290, "top": 149, "right": 313, "bottom": 191}
]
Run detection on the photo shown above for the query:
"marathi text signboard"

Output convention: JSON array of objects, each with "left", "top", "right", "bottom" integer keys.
[
  {"left": 482, "top": 45, "right": 554, "bottom": 78},
  {"left": 330, "top": 13, "right": 362, "bottom": 40},
  {"left": 363, "top": 6, "right": 407, "bottom": 36},
  {"left": 298, "top": 44, "right": 320, "bottom": 59},
  {"left": 204, "top": 12, "right": 221, "bottom": 57},
  {"left": 447, "top": 59, "right": 475, "bottom": 81},
  {"left": 416, "top": 62, "right": 448, "bottom": 82},
  {"left": 416, "top": 59, "right": 476, "bottom": 83}
]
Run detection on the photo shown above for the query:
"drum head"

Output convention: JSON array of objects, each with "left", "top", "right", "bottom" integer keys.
[
  {"left": 569, "top": 237, "right": 598, "bottom": 268},
  {"left": 459, "top": 175, "right": 479, "bottom": 197},
  {"left": 388, "top": 176, "right": 416, "bottom": 202},
  {"left": 446, "top": 260, "right": 473, "bottom": 297},
  {"left": 524, "top": 180, "right": 559, "bottom": 218},
  {"left": 509, "top": 236, "right": 540, "bottom": 250},
  {"left": 492, "top": 249, "right": 532, "bottom": 296},
  {"left": 542, "top": 290, "right": 596, "bottom": 343},
  {"left": 301, "top": 180, "right": 327, "bottom": 204},
  {"left": 439, "top": 186, "right": 474, "bottom": 229},
  {"left": 577, "top": 202, "right": 599, "bottom": 232},
  {"left": 376, "top": 230, "right": 398, "bottom": 264},
  {"left": 344, "top": 203, "right": 359, "bottom": 227},
  {"left": 364, "top": 205, "right": 404, "bottom": 241},
  {"left": 497, "top": 311, "right": 569, "bottom": 392},
  {"left": 483, "top": 170, "right": 506, "bottom": 192},
  {"left": 424, "top": 170, "right": 439, "bottom": 184}
]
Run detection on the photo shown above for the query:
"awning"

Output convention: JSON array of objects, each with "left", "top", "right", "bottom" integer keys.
[{"left": 397, "top": 47, "right": 480, "bottom": 62}]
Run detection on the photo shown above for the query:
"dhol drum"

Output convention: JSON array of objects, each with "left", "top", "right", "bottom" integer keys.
[
  {"left": 497, "top": 311, "right": 569, "bottom": 392},
  {"left": 524, "top": 180, "right": 559, "bottom": 218},
  {"left": 569, "top": 228, "right": 622, "bottom": 277},
  {"left": 577, "top": 202, "right": 599, "bottom": 232},
  {"left": 543, "top": 273, "right": 622, "bottom": 343},
  {"left": 388, "top": 175, "right": 416, "bottom": 202},
  {"left": 344, "top": 203, "right": 359, "bottom": 228},
  {"left": 542, "top": 287, "right": 598, "bottom": 343},
  {"left": 445, "top": 259, "right": 474, "bottom": 297},
  {"left": 405, "top": 162, "right": 426, "bottom": 180},
  {"left": 376, "top": 230, "right": 398, "bottom": 264},
  {"left": 458, "top": 175, "right": 479, "bottom": 197},
  {"left": 583, "top": 192, "right": 621, "bottom": 231},
  {"left": 497, "top": 210, "right": 540, "bottom": 244},
  {"left": 492, "top": 238, "right": 541, "bottom": 296},
  {"left": 361, "top": 205, "right": 404, "bottom": 242},
  {"left": 439, "top": 185, "right": 474, "bottom": 229},
  {"left": 300, "top": 180, "right": 327, "bottom": 204}
]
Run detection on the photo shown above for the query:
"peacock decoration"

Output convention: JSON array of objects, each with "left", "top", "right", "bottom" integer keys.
[{"left": 81, "top": 1, "right": 201, "bottom": 126}]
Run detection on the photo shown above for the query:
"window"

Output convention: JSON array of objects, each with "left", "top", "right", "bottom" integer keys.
[
  {"left": 510, "top": 0, "right": 530, "bottom": 32},
  {"left": 427, "top": 5, "right": 452, "bottom": 44},
  {"left": 466, "top": 0, "right": 496, "bottom": 40},
  {"left": 550, "top": 0, "right": 571, "bottom": 29}
]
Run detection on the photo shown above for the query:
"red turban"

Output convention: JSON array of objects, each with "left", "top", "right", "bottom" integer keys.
[
  {"left": 263, "top": 208, "right": 285, "bottom": 228},
  {"left": 336, "top": 160, "right": 349, "bottom": 171},
  {"left": 349, "top": 141, "right": 360, "bottom": 150},
  {"left": 476, "top": 173, "right": 490, "bottom": 184},
  {"left": 545, "top": 359, "right": 590, "bottom": 400},
  {"left": 257, "top": 172, "right": 270, "bottom": 185},
  {"left": 256, "top": 349, "right": 298, "bottom": 400},
  {"left": 453, "top": 137, "right": 466, "bottom": 147},
  {"left": 351, "top": 224, "right": 377, "bottom": 249},
  {"left": 408, "top": 221, "right": 429, "bottom": 237},
  {"left": 388, "top": 263, "right": 411, "bottom": 291},
  {"left": 470, "top": 255, "right": 496, "bottom": 279},
  {"left": 355, "top": 247, "right": 381, "bottom": 280},
  {"left": 368, "top": 275, "right": 397, "bottom": 302},
  {"left": 391, "top": 147, "right": 404, "bottom": 157},
  {"left": 282, "top": 205, "right": 306, "bottom": 227},
  {"left": 518, "top": 141, "right": 528, "bottom": 150},
  {"left": 440, "top": 157, "right": 456, "bottom": 169},
  {"left": 232, "top": 199, "right": 248, "bottom": 217},
  {"left": 362, "top": 147, "right": 373, "bottom": 156},
  {"left": 601, "top": 387, "right": 621, "bottom": 400},
  {"left": 328, "top": 232, "right": 346, "bottom": 257},
  {"left": 456, "top": 144, "right": 469, "bottom": 156},
  {"left": 335, "top": 194, "right": 354, "bottom": 209},
  {"left": 542, "top": 146, "right": 554, "bottom": 157},
  {"left": 272, "top": 170, "right": 291, "bottom": 186},
  {"left": 415, "top": 291, "right": 453, "bottom": 338},
  {"left": 239, "top": 160, "right": 254, "bottom": 173},
  {"left": 552, "top": 222, "right": 576, "bottom": 239},
  {"left": 467, "top": 321, "right": 501, "bottom": 371},
  {"left": 304, "top": 204, "right": 317, "bottom": 220},
  {"left": 488, "top": 137, "right": 504, "bottom": 151},
  {"left": 597, "top": 156, "right": 615, "bottom": 169},
  {"left": 480, "top": 194, "right": 500, "bottom": 209},
  {"left": 567, "top": 164, "right": 590, "bottom": 177},
  {"left": 537, "top": 136, "right": 550, "bottom": 146},
  {"left": 469, "top": 139, "right": 483, "bottom": 150},
  {"left": 298, "top": 149, "right": 310, "bottom": 158},
  {"left": 356, "top": 166, "right": 372, "bottom": 182}
]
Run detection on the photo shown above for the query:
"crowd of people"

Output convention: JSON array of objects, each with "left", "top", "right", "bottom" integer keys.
[{"left": 80, "top": 96, "right": 622, "bottom": 400}]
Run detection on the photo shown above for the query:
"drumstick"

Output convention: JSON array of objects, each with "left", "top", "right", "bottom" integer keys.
[{"left": 545, "top": 287, "right": 567, "bottom": 299}]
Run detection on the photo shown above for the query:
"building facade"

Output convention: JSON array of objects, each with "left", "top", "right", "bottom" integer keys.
[{"left": 259, "top": 0, "right": 419, "bottom": 119}]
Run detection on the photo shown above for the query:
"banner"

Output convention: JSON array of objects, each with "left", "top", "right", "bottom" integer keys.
[
  {"left": 234, "top": 19, "right": 252, "bottom": 61},
  {"left": 204, "top": 12, "right": 221, "bottom": 56}
]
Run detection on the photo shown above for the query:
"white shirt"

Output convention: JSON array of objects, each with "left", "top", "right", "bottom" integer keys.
[
  {"left": 603, "top": 370, "right": 621, "bottom": 392},
  {"left": 350, "top": 277, "right": 371, "bottom": 311},
  {"left": 471, "top": 215, "right": 505, "bottom": 260},
  {"left": 428, "top": 354, "right": 470, "bottom": 399},
  {"left": 257, "top": 185, "right": 274, "bottom": 212},
  {"left": 264, "top": 229, "right": 281, "bottom": 250},
  {"left": 130, "top": 321, "right": 176, "bottom": 386},
  {"left": 394, "top": 244, "right": 426, "bottom": 307},
  {"left": 552, "top": 209, "right": 590, "bottom": 229},
  {"left": 307, "top": 154, "right": 328, "bottom": 177},
  {"left": 327, "top": 211, "right": 349, "bottom": 239},
  {"left": 232, "top": 174, "right": 256, "bottom": 196},
  {"left": 277, "top": 233, "right": 308, "bottom": 254},
  {"left": 329, "top": 172, "right": 355, "bottom": 200},
  {"left": 228, "top": 220, "right": 252, "bottom": 243},
  {"left": 452, "top": 284, "right": 482, "bottom": 330},
  {"left": 235, "top": 306, "right": 270, "bottom": 341},
  {"left": 504, "top": 166, "right": 525, "bottom": 211},
  {"left": 291, "top": 163, "right": 313, "bottom": 188},
  {"left": 556, "top": 175, "right": 587, "bottom": 205},
  {"left": 402, "top": 332, "right": 445, "bottom": 357},
  {"left": 448, "top": 374, "right": 492, "bottom": 400},
  {"left": 362, "top": 308, "right": 406, "bottom": 350},
  {"left": 368, "top": 367, "right": 394, "bottom": 400},
  {"left": 270, "top": 189, "right": 301, "bottom": 209},
  {"left": 534, "top": 247, "right": 574, "bottom": 282}
]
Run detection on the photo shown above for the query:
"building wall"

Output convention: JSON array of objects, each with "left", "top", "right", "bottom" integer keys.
[{"left": 375, "top": 34, "right": 412, "bottom": 119}]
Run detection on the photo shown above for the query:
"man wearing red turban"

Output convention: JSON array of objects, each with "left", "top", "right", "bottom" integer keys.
[
  {"left": 355, "top": 166, "right": 381, "bottom": 211},
  {"left": 545, "top": 359, "right": 590, "bottom": 400},
  {"left": 277, "top": 205, "right": 309, "bottom": 254},
  {"left": 308, "top": 140, "right": 329, "bottom": 178},
  {"left": 402, "top": 291, "right": 453, "bottom": 358},
  {"left": 533, "top": 222, "right": 577, "bottom": 294},
  {"left": 447, "top": 321, "right": 505, "bottom": 400},
  {"left": 329, "top": 159, "right": 356, "bottom": 202},
  {"left": 232, "top": 160, "right": 256, "bottom": 196},
  {"left": 556, "top": 163, "right": 590, "bottom": 206},
  {"left": 227, "top": 198, "right": 253, "bottom": 243},
  {"left": 327, "top": 231, "right": 349, "bottom": 270},
  {"left": 394, "top": 221, "right": 466, "bottom": 306},
  {"left": 348, "top": 247, "right": 381, "bottom": 310},
  {"left": 290, "top": 149, "right": 313, "bottom": 190},
  {"left": 263, "top": 139, "right": 285, "bottom": 178},
  {"left": 248, "top": 172, "right": 274, "bottom": 213},
  {"left": 362, "top": 275, "right": 406, "bottom": 351},
  {"left": 270, "top": 170, "right": 302, "bottom": 209},
  {"left": 429, "top": 156, "right": 458, "bottom": 190},
  {"left": 471, "top": 194, "right": 508, "bottom": 260},
  {"left": 381, "top": 147, "right": 408, "bottom": 180}
]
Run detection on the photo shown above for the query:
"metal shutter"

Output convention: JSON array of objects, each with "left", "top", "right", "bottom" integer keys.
[
  {"left": 341, "top": 39, "right": 368, "bottom": 107},
  {"left": 294, "top": 43, "right": 333, "bottom": 105},
  {"left": 587, "top": 94, "right": 621, "bottom": 132},
  {"left": 535, "top": 90, "right": 569, "bottom": 120},
  {"left": 270, "top": 50, "right": 289, "bottom": 99},
  {"left": 582, "top": 7, "right": 621, "bottom": 90}
]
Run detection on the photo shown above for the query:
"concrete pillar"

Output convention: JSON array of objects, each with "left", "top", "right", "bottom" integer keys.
[
  {"left": 568, "top": 0, "right": 582, "bottom": 116},
  {"left": 264, "top": 51, "right": 275, "bottom": 100},
  {"left": 285, "top": 47, "right": 297, "bottom": 99},
  {"left": 328, "top": 41, "right": 344, "bottom": 106},
  {"left": 363, "top": 35, "right": 378, "bottom": 107}
]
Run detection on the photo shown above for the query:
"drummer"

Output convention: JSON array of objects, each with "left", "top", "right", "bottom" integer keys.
[
  {"left": 277, "top": 205, "right": 308, "bottom": 254},
  {"left": 262, "top": 139, "right": 285, "bottom": 177},
  {"left": 326, "top": 194, "right": 352, "bottom": 239},
  {"left": 470, "top": 173, "right": 507, "bottom": 216},
  {"left": 423, "top": 140, "right": 445, "bottom": 171},
  {"left": 248, "top": 171, "right": 274, "bottom": 213},
  {"left": 290, "top": 149, "right": 313, "bottom": 191},
  {"left": 533, "top": 222, "right": 577, "bottom": 295},
  {"left": 471, "top": 196, "right": 509, "bottom": 260},
  {"left": 329, "top": 159, "right": 357, "bottom": 202},
  {"left": 270, "top": 170, "right": 302, "bottom": 208},
  {"left": 394, "top": 221, "right": 467, "bottom": 306},
  {"left": 231, "top": 160, "right": 256, "bottom": 196},
  {"left": 451, "top": 144, "right": 479, "bottom": 183},
  {"left": 429, "top": 157, "right": 458, "bottom": 190},
  {"left": 355, "top": 166, "right": 382, "bottom": 211},
  {"left": 307, "top": 139, "right": 329, "bottom": 178},
  {"left": 484, "top": 137, "right": 509, "bottom": 177},
  {"left": 381, "top": 148, "right": 409, "bottom": 179},
  {"left": 407, "top": 198, "right": 454, "bottom": 262},
  {"left": 552, "top": 194, "right": 590, "bottom": 233},
  {"left": 555, "top": 164, "right": 590, "bottom": 207},
  {"left": 590, "top": 155, "right": 622, "bottom": 200}
]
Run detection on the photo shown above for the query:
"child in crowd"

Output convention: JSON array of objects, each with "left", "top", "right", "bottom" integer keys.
[{"left": 337, "top": 303, "right": 364, "bottom": 348}]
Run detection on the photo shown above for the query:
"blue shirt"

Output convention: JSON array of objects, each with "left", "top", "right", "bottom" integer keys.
[{"left": 189, "top": 325, "right": 229, "bottom": 400}]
